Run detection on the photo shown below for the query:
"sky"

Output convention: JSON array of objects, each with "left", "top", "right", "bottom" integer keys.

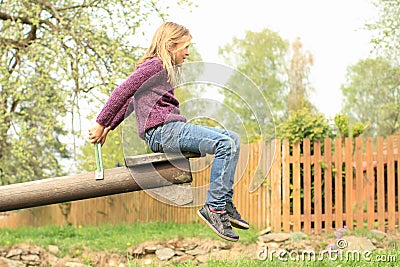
[{"left": 167, "top": 0, "right": 379, "bottom": 118}]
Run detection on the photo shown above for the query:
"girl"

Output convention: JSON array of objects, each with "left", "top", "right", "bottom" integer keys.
[{"left": 88, "top": 22, "right": 249, "bottom": 242}]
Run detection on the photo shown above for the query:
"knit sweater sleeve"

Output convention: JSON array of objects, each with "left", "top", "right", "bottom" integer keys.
[{"left": 96, "top": 58, "right": 163, "bottom": 129}]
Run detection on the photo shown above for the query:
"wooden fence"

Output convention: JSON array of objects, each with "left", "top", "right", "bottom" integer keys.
[{"left": 0, "top": 136, "right": 399, "bottom": 233}]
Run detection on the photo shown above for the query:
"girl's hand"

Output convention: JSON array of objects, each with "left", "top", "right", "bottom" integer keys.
[
  {"left": 88, "top": 122, "right": 106, "bottom": 144},
  {"left": 98, "top": 126, "right": 111, "bottom": 145}
]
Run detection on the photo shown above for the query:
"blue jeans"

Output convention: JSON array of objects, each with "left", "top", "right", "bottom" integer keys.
[{"left": 144, "top": 121, "right": 240, "bottom": 210}]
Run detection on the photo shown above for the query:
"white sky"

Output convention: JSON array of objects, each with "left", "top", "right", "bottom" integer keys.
[{"left": 168, "top": 0, "right": 379, "bottom": 118}]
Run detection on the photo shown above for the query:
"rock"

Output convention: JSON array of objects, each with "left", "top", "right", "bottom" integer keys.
[
  {"left": 174, "top": 254, "right": 195, "bottom": 263},
  {"left": 196, "top": 254, "right": 209, "bottom": 264},
  {"left": 185, "top": 248, "right": 208, "bottom": 256},
  {"left": 143, "top": 259, "right": 152, "bottom": 265},
  {"left": 259, "top": 233, "right": 291, "bottom": 243},
  {"left": 48, "top": 245, "right": 61, "bottom": 255},
  {"left": 342, "top": 236, "right": 376, "bottom": 251},
  {"left": 155, "top": 248, "right": 175, "bottom": 261},
  {"left": 370, "top": 230, "right": 388, "bottom": 240},
  {"left": 65, "top": 262, "right": 86, "bottom": 267},
  {"left": 198, "top": 239, "right": 232, "bottom": 252},
  {"left": 108, "top": 258, "right": 119, "bottom": 267},
  {"left": 128, "top": 245, "right": 145, "bottom": 256},
  {"left": 46, "top": 253, "right": 60, "bottom": 266},
  {"left": 21, "top": 253, "right": 40, "bottom": 262},
  {"left": 5, "top": 249, "right": 22, "bottom": 260},
  {"left": 144, "top": 245, "right": 159, "bottom": 254},
  {"left": 28, "top": 246, "right": 41, "bottom": 255},
  {"left": 258, "top": 227, "right": 272, "bottom": 236},
  {"left": 0, "top": 257, "right": 24, "bottom": 267},
  {"left": 174, "top": 250, "right": 186, "bottom": 256},
  {"left": 181, "top": 243, "right": 197, "bottom": 251}
]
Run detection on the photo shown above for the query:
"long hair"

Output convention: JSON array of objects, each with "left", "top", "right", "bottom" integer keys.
[{"left": 136, "top": 22, "right": 191, "bottom": 85}]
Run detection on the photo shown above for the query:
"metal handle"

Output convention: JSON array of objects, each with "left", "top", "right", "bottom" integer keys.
[{"left": 94, "top": 142, "right": 104, "bottom": 180}]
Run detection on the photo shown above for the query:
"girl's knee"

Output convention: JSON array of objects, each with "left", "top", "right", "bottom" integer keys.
[
  {"left": 217, "top": 136, "right": 238, "bottom": 155},
  {"left": 228, "top": 131, "right": 240, "bottom": 150}
]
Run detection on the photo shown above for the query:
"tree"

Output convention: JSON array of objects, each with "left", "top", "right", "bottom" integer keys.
[
  {"left": 219, "top": 29, "right": 317, "bottom": 142},
  {"left": 341, "top": 57, "right": 400, "bottom": 136},
  {"left": 286, "top": 37, "right": 315, "bottom": 113},
  {"left": 0, "top": 0, "right": 192, "bottom": 184},
  {"left": 367, "top": 0, "right": 400, "bottom": 62},
  {"left": 276, "top": 107, "right": 333, "bottom": 144},
  {"left": 219, "top": 29, "right": 289, "bottom": 142}
]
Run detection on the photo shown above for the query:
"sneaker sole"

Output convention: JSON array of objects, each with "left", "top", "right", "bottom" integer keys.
[
  {"left": 197, "top": 210, "right": 239, "bottom": 242},
  {"left": 229, "top": 217, "right": 250, "bottom": 230}
]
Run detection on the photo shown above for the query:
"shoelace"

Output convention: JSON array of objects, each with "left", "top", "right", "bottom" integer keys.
[
  {"left": 220, "top": 212, "right": 232, "bottom": 228},
  {"left": 226, "top": 202, "right": 241, "bottom": 218}
]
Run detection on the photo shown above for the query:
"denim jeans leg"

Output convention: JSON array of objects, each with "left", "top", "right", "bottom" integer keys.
[
  {"left": 157, "top": 122, "right": 240, "bottom": 210},
  {"left": 202, "top": 126, "right": 240, "bottom": 203}
]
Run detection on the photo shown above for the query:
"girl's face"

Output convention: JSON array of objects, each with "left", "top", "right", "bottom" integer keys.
[{"left": 170, "top": 38, "right": 190, "bottom": 65}]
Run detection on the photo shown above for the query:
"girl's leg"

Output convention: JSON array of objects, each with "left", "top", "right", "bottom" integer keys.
[
  {"left": 156, "top": 121, "right": 239, "bottom": 210},
  {"left": 144, "top": 121, "right": 248, "bottom": 239},
  {"left": 198, "top": 126, "right": 249, "bottom": 230},
  {"left": 201, "top": 126, "right": 240, "bottom": 203}
]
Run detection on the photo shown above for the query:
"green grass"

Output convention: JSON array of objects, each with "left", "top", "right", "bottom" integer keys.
[
  {"left": 1, "top": 223, "right": 400, "bottom": 266},
  {"left": 0, "top": 221, "right": 256, "bottom": 255}
]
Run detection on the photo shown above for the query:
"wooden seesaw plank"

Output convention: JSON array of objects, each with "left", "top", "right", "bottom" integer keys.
[{"left": 0, "top": 152, "right": 200, "bottom": 212}]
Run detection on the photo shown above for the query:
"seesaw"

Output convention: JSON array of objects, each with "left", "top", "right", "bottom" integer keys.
[{"left": 0, "top": 143, "right": 201, "bottom": 212}]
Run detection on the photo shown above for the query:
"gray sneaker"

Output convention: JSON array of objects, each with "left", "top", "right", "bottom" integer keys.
[
  {"left": 197, "top": 205, "right": 239, "bottom": 242},
  {"left": 225, "top": 201, "right": 250, "bottom": 229}
]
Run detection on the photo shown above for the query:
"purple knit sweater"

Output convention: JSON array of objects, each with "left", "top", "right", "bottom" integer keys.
[{"left": 96, "top": 57, "right": 187, "bottom": 139}]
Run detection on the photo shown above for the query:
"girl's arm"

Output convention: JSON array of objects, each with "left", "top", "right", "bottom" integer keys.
[{"left": 96, "top": 58, "right": 162, "bottom": 129}]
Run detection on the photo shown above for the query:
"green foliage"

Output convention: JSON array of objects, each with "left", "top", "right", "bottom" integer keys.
[
  {"left": 219, "top": 29, "right": 318, "bottom": 143},
  {"left": 334, "top": 113, "right": 370, "bottom": 138},
  {"left": 334, "top": 114, "right": 350, "bottom": 138},
  {"left": 219, "top": 29, "right": 289, "bottom": 142},
  {"left": 341, "top": 57, "right": 399, "bottom": 136},
  {"left": 0, "top": 0, "right": 193, "bottom": 183},
  {"left": 348, "top": 0, "right": 400, "bottom": 137},
  {"left": 366, "top": 0, "right": 400, "bottom": 60},
  {"left": 276, "top": 108, "right": 333, "bottom": 143}
]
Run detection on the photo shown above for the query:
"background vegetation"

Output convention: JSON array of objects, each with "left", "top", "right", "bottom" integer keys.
[{"left": 0, "top": 0, "right": 398, "bottom": 189}]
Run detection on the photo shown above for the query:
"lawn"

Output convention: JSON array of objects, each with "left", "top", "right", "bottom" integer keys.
[{"left": 1, "top": 222, "right": 400, "bottom": 266}]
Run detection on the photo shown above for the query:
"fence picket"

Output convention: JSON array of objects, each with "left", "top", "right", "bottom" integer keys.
[
  {"left": 355, "top": 137, "right": 364, "bottom": 229},
  {"left": 345, "top": 138, "right": 354, "bottom": 229},
  {"left": 324, "top": 138, "right": 333, "bottom": 231},
  {"left": 365, "top": 137, "right": 375, "bottom": 230},
  {"left": 334, "top": 138, "right": 344, "bottom": 229},
  {"left": 387, "top": 136, "right": 395, "bottom": 231},
  {"left": 292, "top": 141, "right": 301, "bottom": 232},
  {"left": 282, "top": 139, "right": 291, "bottom": 232},
  {"left": 377, "top": 137, "right": 385, "bottom": 231},
  {"left": 303, "top": 139, "right": 311, "bottom": 233},
  {"left": 314, "top": 141, "right": 322, "bottom": 233}
]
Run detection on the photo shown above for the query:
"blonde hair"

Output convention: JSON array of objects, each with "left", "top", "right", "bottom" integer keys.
[{"left": 136, "top": 22, "right": 191, "bottom": 85}]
